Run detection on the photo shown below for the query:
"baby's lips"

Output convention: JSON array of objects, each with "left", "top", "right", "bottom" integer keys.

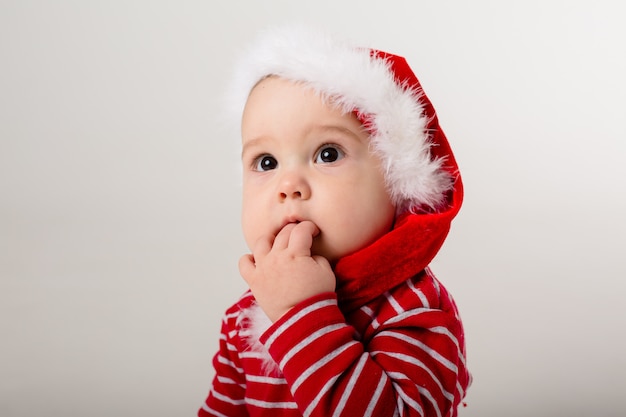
[{"left": 277, "top": 215, "right": 303, "bottom": 233}]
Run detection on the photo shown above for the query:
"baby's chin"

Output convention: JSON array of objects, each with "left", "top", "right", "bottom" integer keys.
[{"left": 312, "top": 230, "right": 383, "bottom": 265}]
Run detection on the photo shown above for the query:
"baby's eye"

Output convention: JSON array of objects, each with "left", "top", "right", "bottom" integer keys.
[
  {"left": 315, "top": 145, "right": 344, "bottom": 164},
  {"left": 254, "top": 155, "right": 278, "bottom": 171}
]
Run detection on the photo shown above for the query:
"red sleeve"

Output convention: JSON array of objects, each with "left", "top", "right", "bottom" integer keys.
[
  {"left": 198, "top": 309, "right": 249, "bottom": 417},
  {"left": 259, "top": 279, "right": 469, "bottom": 417}
]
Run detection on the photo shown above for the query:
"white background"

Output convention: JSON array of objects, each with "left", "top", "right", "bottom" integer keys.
[{"left": 1, "top": 1, "right": 625, "bottom": 416}]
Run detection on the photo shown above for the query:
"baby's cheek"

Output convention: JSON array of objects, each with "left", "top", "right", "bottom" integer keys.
[
  {"left": 241, "top": 216, "right": 259, "bottom": 250},
  {"left": 310, "top": 233, "right": 342, "bottom": 264}
]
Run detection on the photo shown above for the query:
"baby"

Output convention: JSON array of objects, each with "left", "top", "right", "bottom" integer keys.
[{"left": 199, "top": 25, "right": 470, "bottom": 417}]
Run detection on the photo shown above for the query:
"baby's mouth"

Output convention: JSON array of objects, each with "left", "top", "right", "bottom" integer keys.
[
  {"left": 280, "top": 215, "right": 303, "bottom": 228},
  {"left": 275, "top": 218, "right": 322, "bottom": 240}
]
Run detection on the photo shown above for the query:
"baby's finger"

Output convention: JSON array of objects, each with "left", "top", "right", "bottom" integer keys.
[
  {"left": 288, "top": 221, "right": 320, "bottom": 256},
  {"left": 238, "top": 254, "right": 256, "bottom": 284},
  {"left": 272, "top": 222, "right": 297, "bottom": 250}
]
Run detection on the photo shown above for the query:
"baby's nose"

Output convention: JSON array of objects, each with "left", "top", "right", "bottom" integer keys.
[{"left": 278, "top": 171, "right": 311, "bottom": 201}]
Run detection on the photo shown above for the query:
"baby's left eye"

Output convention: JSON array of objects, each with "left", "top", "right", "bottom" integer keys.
[{"left": 315, "top": 145, "right": 344, "bottom": 164}]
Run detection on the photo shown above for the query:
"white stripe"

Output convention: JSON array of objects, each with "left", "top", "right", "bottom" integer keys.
[
  {"left": 201, "top": 403, "right": 230, "bottom": 417},
  {"left": 395, "top": 395, "right": 403, "bottom": 416},
  {"left": 456, "top": 381, "right": 465, "bottom": 401},
  {"left": 359, "top": 305, "right": 379, "bottom": 330},
  {"left": 381, "top": 308, "right": 467, "bottom": 368},
  {"left": 379, "top": 330, "right": 457, "bottom": 372},
  {"left": 391, "top": 381, "right": 424, "bottom": 417},
  {"left": 292, "top": 341, "right": 359, "bottom": 392},
  {"left": 371, "top": 317, "right": 380, "bottom": 330},
  {"left": 374, "top": 353, "right": 453, "bottom": 402},
  {"left": 332, "top": 354, "right": 368, "bottom": 417},
  {"left": 428, "top": 270, "right": 441, "bottom": 297},
  {"left": 245, "top": 374, "right": 287, "bottom": 385},
  {"left": 385, "top": 291, "right": 404, "bottom": 314},
  {"left": 417, "top": 385, "right": 442, "bottom": 417},
  {"left": 216, "top": 375, "right": 246, "bottom": 389},
  {"left": 428, "top": 326, "right": 465, "bottom": 367},
  {"left": 279, "top": 323, "right": 346, "bottom": 369},
  {"left": 303, "top": 373, "right": 342, "bottom": 417},
  {"left": 388, "top": 371, "right": 443, "bottom": 417},
  {"left": 239, "top": 350, "right": 272, "bottom": 360},
  {"left": 382, "top": 307, "right": 435, "bottom": 326},
  {"left": 360, "top": 305, "right": 375, "bottom": 318},
  {"left": 364, "top": 371, "right": 388, "bottom": 417},
  {"left": 407, "top": 279, "right": 430, "bottom": 308},
  {"left": 264, "top": 298, "right": 336, "bottom": 348},
  {"left": 245, "top": 397, "right": 298, "bottom": 409},
  {"left": 216, "top": 354, "right": 243, "bottom": 374},
  {"left": 211, "top": 389, "right": 246, "bottom": 406}
]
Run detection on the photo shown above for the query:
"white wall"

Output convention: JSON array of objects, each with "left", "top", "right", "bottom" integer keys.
[{"left": 1, "top": 1, "right": 624, "bottom": 416}]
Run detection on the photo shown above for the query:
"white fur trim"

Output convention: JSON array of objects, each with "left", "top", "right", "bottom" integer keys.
[
  {"left": 237, "top": 302, "right": 280, "bottom": 375},
  {"left": 229, "top": 25, "right": 452, "bottom": 212}
]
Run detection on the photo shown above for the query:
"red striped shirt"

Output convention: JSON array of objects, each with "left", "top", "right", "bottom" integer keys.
[{"left": 199, "top": 268, "right": 470, "bottom": 417}]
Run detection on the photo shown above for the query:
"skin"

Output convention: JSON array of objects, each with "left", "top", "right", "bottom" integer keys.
[{"left": 238, "top": 76, "right": 396, "bottom": 322}]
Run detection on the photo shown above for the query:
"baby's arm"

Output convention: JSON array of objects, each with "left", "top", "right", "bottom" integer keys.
[
  {"left": 258, "top": 275, "right": 468, "bottom": 417},
  {"left": 238, "top": 221, "right": 336, "bottom": 322}
]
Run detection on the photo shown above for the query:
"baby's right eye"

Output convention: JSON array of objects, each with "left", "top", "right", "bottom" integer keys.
[{"left": 254, "top": 155, "right": 278, "bottom": 171}]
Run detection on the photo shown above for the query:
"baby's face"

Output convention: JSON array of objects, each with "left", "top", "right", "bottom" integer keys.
[{"left": 240, "top": 77, "right": 395, "bottom": 263}]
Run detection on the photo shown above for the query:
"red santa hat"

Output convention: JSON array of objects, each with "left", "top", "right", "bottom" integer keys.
[{"left": 229, "top": 25, "right": 461, "bottom": 214}]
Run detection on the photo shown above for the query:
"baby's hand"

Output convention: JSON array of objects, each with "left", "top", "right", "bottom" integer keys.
[{"left": 239, "top": 221, "right": 336, "bottom": 322}]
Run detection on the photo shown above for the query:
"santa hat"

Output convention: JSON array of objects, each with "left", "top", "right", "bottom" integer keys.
[{"left": 229, "top": 25, "right": 461, "bottom": 214}]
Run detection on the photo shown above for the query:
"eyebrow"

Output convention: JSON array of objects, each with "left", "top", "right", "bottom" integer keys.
[
  {"left": 241, "top": 123, "right": 366, "bottom": 158},
  {"left": 241, "top": 136, "right": 268, "bottom": 159},
  {"left": 314, "top": 124, "right": 365, "bottom": 140}
]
